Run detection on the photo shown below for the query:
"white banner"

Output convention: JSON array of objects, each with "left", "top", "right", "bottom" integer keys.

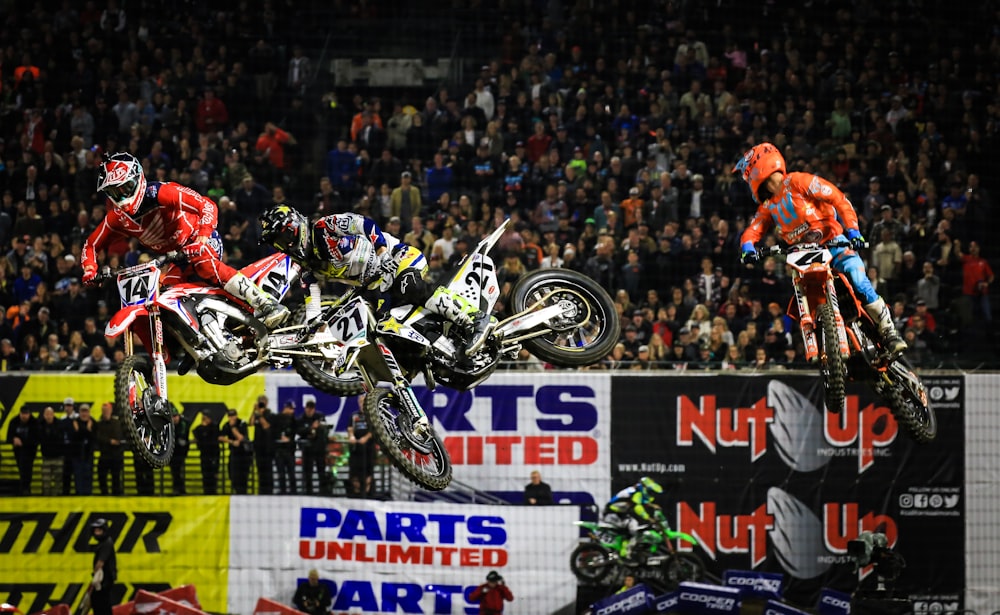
[
  {"left": 265, "top": 372, "right": 612, "bottom": 505},
  {"left": 228, "top": 496, "right": 578, "bottom": 614}
]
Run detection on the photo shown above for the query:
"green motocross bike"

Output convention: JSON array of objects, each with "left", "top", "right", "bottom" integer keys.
[{"left": 570, "top": 509, "right": 706, "bottom": 593}]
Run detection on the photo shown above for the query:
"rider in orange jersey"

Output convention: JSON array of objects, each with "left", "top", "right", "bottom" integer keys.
[{"left": 735, "top": 142, "right": 906, "bottom": 357}]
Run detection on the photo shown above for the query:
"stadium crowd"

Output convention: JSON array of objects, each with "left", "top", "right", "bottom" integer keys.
[{"left": 0, "top": 0, "right": 997, "bottom": 376}]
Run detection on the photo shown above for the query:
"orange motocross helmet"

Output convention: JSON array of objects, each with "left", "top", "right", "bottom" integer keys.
[{"left": 733, "top": 142, "right": 786, "bottom": 204}]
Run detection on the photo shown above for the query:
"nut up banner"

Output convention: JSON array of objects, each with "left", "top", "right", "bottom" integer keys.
[{"left": 610, "top": 374, "right": 964, "bottom": 609}]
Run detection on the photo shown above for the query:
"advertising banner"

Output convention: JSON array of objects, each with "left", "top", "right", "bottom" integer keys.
[
  {"left": 611, "top": 374, "right": 964, "bottom": 607},
  {"left": 0, "top": 497, "right": 229, "bottom": 614},
  {"left": 266, "top": 372, "right": 612, "bottom": 505},
  {"left": 0, "top": 373, "right": 264, "bottom": 437},
  {"left": 227, "top": 496, "right": 578, "bottom": 614}
]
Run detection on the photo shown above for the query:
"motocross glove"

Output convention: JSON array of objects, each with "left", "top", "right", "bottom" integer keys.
[
  {"left": 375, "top": 247, "right": 405, "bottom": 292},
  {"left": 82, "top": 267, "right": 98, "bottom": 286},
  {"left": 182, "top": 241, "right": 210, "bottom": 261},
  {"left": 740, "top": 241, "right": 759, "bottom": 266},
  {"left": 846, "top": 229, "right": 866, "bottom": 251}
]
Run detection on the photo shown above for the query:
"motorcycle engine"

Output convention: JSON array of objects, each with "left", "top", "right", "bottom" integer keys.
[{"left": 193, "top": 301, "right": 264, "bottom": 385}]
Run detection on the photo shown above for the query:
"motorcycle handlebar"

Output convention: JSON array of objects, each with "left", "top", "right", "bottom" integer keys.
[
  {"left": 93, "top": 250, "right": 184, "bottom": 284},
  {"left": 754, "top": 240, "right": 867, "bottom": 257}
]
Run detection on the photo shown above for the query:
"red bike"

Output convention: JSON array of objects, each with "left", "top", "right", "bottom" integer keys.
[
  {"left": 757, "top": 241, "right": 936, "bottom": 443},
  {"left": 98, "top": 251, "right": 344, "bottom": 467}
]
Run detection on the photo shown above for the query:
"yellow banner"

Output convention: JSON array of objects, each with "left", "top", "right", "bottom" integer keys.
[
  {"left": 0, "top": 496, "right": 230, "bottom": 614},
  {"left": 0, "top": 372, "right": 265, "bottom": 442}
]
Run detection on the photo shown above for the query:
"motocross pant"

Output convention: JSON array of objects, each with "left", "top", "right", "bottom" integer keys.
[
  {"left": 161, "top": 231, "right": 237, "bottom": 286},
  {"left": 386, "top": 246, "right": 433, "bottom": 307},
  {"left": 829, "top": 234, "right": 880, "bottom": 305}
]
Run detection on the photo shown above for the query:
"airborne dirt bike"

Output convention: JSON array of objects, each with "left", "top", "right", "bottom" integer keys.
[
  {"left": 286, "top": 218, "right": 620, "bottom": 491},
  {"left": 570, "top": 508, "right": 705, "bottom": 593},
  {"left": 755, "top": 241, "right": 936, "bottom": 443},
  {"left": 98, "top": 250, "right": 348, "bottom": 467}
]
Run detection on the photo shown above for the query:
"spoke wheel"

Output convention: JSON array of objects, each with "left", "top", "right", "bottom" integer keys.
[
  {"left": 570, "top": 543, "right": 615, "bottom": 584},
  {"left": 115, "top": 355, "right": 175, "bottom": 468},
  {"left": 818, "top": 303, "right": 846, "bottom": 413},
  {"left": 879, "top": 362, "right": 937, "bottom": 443},
  {"left": 364, "top": 388, "right": 452, "bottom": 491},
  {"left": 509, "top": 269, "right": 620, "bottom": 366},
  {"left": 290, "top": 296, "right": 365, "bottom": 397}
]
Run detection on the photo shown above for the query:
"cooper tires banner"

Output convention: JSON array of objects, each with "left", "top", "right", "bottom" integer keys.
[{"left": 610, "top": 374, "right": 964, "bottom": 608}]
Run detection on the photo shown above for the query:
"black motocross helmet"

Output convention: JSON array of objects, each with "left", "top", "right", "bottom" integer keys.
[{"left": 259, "top": 204, "right": 310, "bottom": 259}]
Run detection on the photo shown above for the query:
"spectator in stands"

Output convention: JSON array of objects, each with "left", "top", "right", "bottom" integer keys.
[
  {"left": 298, "top": 400, "right": 331, "bottom": 496},
  {"left": 250, "top": 396, "right": 276, "bottom": 495},
  {"left": 194, "top": 414, "right": 221, "bottom": 495},
  {"left": 274, "top": 400, "right": 298, "bottom": 495},
  {"left": 470, "top": 571, "right": 514, "bottom": 615},
  {"left": 169, "top": 407, "right": 190, "bottom": 495},
  {"left": 38, "top": 406, "right": 66, "bottom": 496},
  {"left": 955, "top": 240, "right": 994, "bottom": 325},
  {"left": 916, "top": 261, "right": 941, "bottom": 310},
  {"left": 220, "top": 409, "right": 252, "bottom": 495},
  {"left": 293, "top": 569, "right": 332, "bottom": 615},
  {"left": 95, "top": 402, "right": 124, "bottom": 496},
  {"left": 7, "top": 406, "right": 38, "bottom": 495},
  {"left": 346, "top": 397, "right": 377, "bottom": 499},
  {"left": 68, "top": 403, "right": 96, "bottom": 495},
  {"left": 523, "top": 470, "right": 554, "bottom": 505}
]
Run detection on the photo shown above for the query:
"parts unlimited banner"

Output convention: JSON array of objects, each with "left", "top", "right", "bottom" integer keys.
[{"left": 610, "top": 374, "right": 964, "bottom": 608}]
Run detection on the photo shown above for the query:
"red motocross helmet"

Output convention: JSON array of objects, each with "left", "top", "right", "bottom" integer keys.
[
  {"left": 733, "top": 142, "right": 786, "bottom": 204},
  {"left": 97, "top": 152, "right": 147, "bottom": 215}
]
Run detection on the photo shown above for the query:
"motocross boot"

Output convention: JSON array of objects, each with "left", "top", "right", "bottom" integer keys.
[
  {"left": 864, "top": 297, "right": 907, "bottom": 358},
  {"left": 224, "top": 272, "right": 290, "bottom": 329},
  {"left": 424, "top": 286, "right": 494, "bottom": 356}
]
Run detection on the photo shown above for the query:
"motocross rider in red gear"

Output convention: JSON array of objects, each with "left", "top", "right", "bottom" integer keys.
[{"left": 81, "top": 152, "right": 289, "bottom": 328}]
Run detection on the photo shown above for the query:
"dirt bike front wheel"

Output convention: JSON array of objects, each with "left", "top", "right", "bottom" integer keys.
[
  {"left": 364, "top": 388, "right": 452, "bottom": 491},
  {"left": 570, "top": 543, "right": 615, "bottom": 584},
  {"left": 663, "top": 552, "right": 705, "bottom": 588},
  {"left": 115, "top": 355, "right": 175, "bottom": 468},
  {"left": 878, "top": 360, "right": 937, "bottom": 443},
  {"left": 290, "top": 296, "right": 365, "bottom": 397},
  {"left": 509, "top": 269, "right": 621, "bottom": 367},
  {"left": 817, "top": 302, "right": 847, "bottom": 413}
]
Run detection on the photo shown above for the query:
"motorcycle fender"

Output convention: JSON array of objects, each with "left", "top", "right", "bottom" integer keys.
[
  {"left": 496, "top": 303, "right": 565, "bottom": 338},
  {"left": 380, "top": 309, "right": 430, "bottom": 346},
  {"left": 241, "top": 252, "right": 300, "bottom": 300},
  {"left": 106, "top": 305, "right": 149, "bottom": 337}
]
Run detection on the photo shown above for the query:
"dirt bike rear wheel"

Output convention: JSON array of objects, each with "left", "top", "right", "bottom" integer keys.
[
  {"left": 663, "top": 552, "right": 705, "bottom": 588},
  {"left": 115, "top": 355, "right": 175, "bottom": 468},
  {"left": 878, "top": 361, "right": 937, "bottom": 443},
  {"left": 818, "top": 303, "right": 846, "bottom": 413},
  {"left": 570, "top": 543, "right": 615, "bottom": 584},
  {"left": 291, "top": 296, "right": 365, "bottom": 397},
  {"left": 509, "top": 269, "right": 620, "bottom": 367},
  {"left": 364, "top": 388, "right": 452, "bottom": 491}
]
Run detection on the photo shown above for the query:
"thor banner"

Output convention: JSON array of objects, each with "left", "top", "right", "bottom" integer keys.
[
  {"left": 0, "top": 497, "right": 230, "bottom": 614},
  {"left": 610, "top": 373, "right": 963, "bottom": 609}
]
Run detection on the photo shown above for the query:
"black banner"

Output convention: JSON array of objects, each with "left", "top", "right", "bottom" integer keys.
[{"left": 610, "top": 374, "right": 964, "bottom": 610}]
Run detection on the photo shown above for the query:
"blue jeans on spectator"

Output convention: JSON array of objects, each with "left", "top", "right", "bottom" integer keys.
[{"left": 71, "top": 455, "right": 94, "bottom": 495}]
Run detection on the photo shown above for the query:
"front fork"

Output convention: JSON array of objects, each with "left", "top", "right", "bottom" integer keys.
[
  {"left": 795, "top": 276, "right": 851, "bottom": 361},
  {"left": 135, "top": 306, "right": 169, "bottom": 401},
  {"left": 361, "top": 341, "right": 431, "bottom": 438}
]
